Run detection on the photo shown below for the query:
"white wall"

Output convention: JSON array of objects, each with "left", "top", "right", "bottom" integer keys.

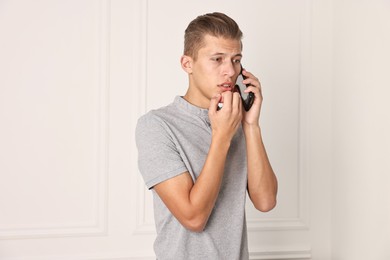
[{"left": 332, "top": 0, "right": 390, "bottom": 259}]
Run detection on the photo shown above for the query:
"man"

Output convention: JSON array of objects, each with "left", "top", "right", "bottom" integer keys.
[{"left": 136, "top": 12, "right": 277, "bottom": 260}]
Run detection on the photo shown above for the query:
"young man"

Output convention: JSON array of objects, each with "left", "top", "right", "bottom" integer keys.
[{"left": 136, "top": 12, "right": 277, "bottom": 260}]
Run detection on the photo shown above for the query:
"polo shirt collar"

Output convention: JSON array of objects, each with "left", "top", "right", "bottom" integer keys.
[{"left": 174, "top": 96, "right": 209, "bottom": 120}]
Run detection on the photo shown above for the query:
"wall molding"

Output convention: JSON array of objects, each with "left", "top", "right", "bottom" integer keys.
[
  {"left": 249, "top": 248, "right": 312, "bottom": 260},
  {"left": 0, "top": 0, "right": 110, "bottom": 240},
  {"left": 131, "top": 0, "right": 152, "bottom": 235},
  {"left": 247, "top": 0, "right": 312, "bottom": 231}
]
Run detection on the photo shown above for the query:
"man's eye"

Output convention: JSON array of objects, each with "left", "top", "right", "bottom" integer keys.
[
  {"left": 212, "top": 57, "right": 223, "bottom": 62},
  {"left": 233, "top": 59, "right": 241, "bottom": 64}
]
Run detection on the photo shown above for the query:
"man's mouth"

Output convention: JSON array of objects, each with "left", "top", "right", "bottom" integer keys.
[{"left": 218, "top": 82, "right": 234, "bottom": 92}]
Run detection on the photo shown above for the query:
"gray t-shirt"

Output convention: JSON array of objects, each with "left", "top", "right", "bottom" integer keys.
[{"left": 136, "top": 96, "right": 249, "bottom": 260}]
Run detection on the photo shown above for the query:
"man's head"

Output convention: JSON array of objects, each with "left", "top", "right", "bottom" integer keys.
[
  {"left": 181, "top": 13, "right": 244, "bottom": 109},
  {"left": 184, "top": 12, "right": 243, "bottom": 60}
]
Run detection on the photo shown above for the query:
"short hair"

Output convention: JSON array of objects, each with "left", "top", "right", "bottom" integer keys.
[{"left": 184, "top": 12, "right": 243, "bottom": 60}]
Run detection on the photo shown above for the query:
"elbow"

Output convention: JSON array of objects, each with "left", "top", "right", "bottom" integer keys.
[
  {"left": 250, "top": 184, "right": 278, "bottom": 212},
  {"left": 181, "top": 214, "right": 208, "bottom": 233},
  {"left": 255, "top": 199, "right": 277, "bottom": 212},
  {"left": 252, "top": 196, "right": 277, "bottom": 212},
  {"left": 185, "top": 223, "right": 206, "bottom": 233}
]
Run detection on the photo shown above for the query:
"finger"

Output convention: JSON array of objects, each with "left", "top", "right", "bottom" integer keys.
[
  {"left": 243, "top": 79, "right": 261, "bottom": 89},
  {"left": 232, "top": 91, "right": 241, "bottom": 111},
  {"left": 245, "top": 85, "right": 262, "bottom": 101},
  {"left": 242, "top": 69, "right": 259, "bottom": 81},
  {"left": 209, "top": 93, "right": 222, "bottom": 112},
  {"left": 221, "top": 91, "right": 233, "bottom": 109},
  {"left": 242, "top": 70, "right": 261, "bottom": 87},
  {"left": 244, "top": 84, "right": 260, "bottom": 95}
]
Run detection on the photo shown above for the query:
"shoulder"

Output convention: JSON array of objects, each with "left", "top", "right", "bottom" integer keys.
[
  {"left": 136, "top": 109, "right": 162, "bottom": 131},
  {"left": 136, "top": 105, "right": 173, "bottom": 135},
  {"left": 135, "top": 102, "right": 181, "bottom": 147}
]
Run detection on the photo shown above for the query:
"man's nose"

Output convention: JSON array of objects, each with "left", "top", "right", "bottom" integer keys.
[{"left": 223, "top": 61, "right": 236, "bottom": 78}]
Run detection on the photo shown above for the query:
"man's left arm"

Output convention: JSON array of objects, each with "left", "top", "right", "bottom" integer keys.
[
  {"left": 241, "top": 69, "right": 278, "bottom": 212},
  {"left": 244, "top": 123, "right": 277, "bottom": 212}
]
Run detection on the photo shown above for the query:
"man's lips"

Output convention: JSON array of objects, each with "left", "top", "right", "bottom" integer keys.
[{"left": 218, "top": 82, "right": 234, "bottom": 92}]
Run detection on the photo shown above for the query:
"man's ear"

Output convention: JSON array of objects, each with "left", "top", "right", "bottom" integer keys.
[{"left": 180, "top": 55, "right": 193, "bottom": 74}]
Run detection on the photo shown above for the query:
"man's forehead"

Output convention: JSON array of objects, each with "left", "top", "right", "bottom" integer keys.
[{"left": 200, "top": 35, "right": 242, "bottom": 55}]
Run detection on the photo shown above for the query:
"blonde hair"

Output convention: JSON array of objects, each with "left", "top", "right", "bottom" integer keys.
[{"left": 184, "top": 12, "right": 243, "bottom": 60}]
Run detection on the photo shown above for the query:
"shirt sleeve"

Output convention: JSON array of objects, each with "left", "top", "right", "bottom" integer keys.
[{"left": 135, "top": 112, "right": 188, "bottom": 189}]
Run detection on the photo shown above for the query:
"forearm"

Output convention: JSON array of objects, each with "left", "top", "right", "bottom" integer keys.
[
  {"left": 188, "top": 135, "right": 231, "bottom": 224},
  {"left": 244, "top": 123, "right": 278, "bottom": 212}
]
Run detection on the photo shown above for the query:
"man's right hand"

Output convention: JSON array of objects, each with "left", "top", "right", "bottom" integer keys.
[{"left": 208, "top": 91, "right": 242, "bottom": 142}]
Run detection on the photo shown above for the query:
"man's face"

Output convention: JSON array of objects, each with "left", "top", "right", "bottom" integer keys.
[{"left": 186, "top": 35, "right": 242, "bottom": 108}]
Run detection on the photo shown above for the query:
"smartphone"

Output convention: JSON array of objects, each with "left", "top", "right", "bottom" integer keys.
[{"left": 235, "top": 66, "right": 254, "bottom": 111}]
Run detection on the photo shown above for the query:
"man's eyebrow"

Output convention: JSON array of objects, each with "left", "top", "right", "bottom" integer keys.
[{"left": 210, "top": 52, "right": 242, "bottom": 57}]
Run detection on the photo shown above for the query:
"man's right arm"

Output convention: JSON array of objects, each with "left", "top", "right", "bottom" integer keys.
[
  {"left": 153, "top": 135, "right": 230, "bottom": 232},
  {"left": 153, "top": 92, "right": 242, "bottom": 232}
]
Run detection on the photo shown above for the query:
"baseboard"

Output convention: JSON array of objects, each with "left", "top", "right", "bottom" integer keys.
[{"left": 249, "top": 248, "right": 312, "bottom": 260}]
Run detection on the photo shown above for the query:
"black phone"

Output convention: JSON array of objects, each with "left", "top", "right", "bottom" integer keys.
[{"left": 235, "top": 66, "right": 254, "bottom": 111}]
